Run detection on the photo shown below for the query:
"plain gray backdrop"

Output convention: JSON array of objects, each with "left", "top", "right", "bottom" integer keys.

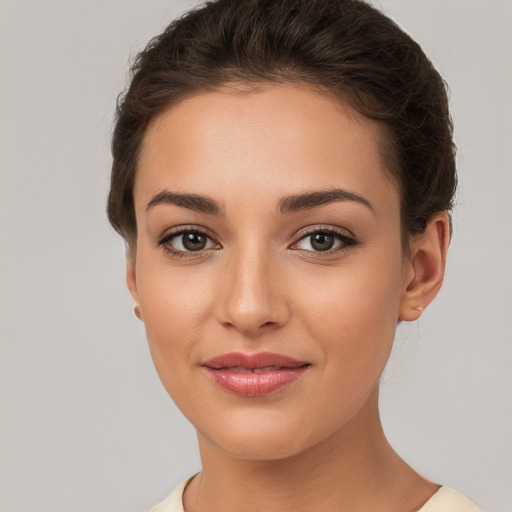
[{"left": 1, "top": 1, "right": 511, "bottom": 511}]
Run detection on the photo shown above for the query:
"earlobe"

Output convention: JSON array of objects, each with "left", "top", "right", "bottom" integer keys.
[
  {"left": 399, "top": 212, "right": 451, "bottom": 322},
  {"left": 126, "top": 252, "right": 143, "bottom": 322}
]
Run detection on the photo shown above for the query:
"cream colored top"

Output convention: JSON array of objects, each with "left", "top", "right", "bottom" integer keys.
[{"left": 147, "top": 477, "right": 481, "bottom": 512}]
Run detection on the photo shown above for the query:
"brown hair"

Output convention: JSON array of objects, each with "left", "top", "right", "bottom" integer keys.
[{"left": 108, "top": 0, "right": 456, "bottom": 247}]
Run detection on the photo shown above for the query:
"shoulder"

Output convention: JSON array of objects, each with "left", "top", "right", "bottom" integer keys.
[
  {"left": 146, "top": 477, "right": 192, "bottom": 512},
  {"left": 146, "top": 480, "right": 482, "bottom": 512},
  {"left": 418, "top": 487, "right": 482, "bottom": 512}
]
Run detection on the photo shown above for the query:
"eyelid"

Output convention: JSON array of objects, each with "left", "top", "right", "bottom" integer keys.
[
  {"left": 156, "top": 224, "right": 357, "bottom": 257},
  {"left": 290, "top": 225, "right": 358, "bottom": 253},
  {"left": 157, "top": 225, "right": 221, "bottom": 256}
]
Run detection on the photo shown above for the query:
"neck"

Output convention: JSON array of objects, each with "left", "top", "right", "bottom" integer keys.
[{"left": 183, "top": 388, "right": 439, "bottom": 512}]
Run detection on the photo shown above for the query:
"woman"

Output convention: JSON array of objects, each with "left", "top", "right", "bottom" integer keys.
[{"left": 108, "top": 0, "right": 480, "bottom": 510}]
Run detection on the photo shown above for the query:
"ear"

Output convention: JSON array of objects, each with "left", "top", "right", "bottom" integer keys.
[
  {"left": 126, "top": 249, "right": 143, "bottom": 322},
  {"left": 399, "top": 212, "right": 451, "bottom": 321}
]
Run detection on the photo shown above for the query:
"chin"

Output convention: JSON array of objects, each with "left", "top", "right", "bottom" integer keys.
[
  {"left": 196, "top": 411, "right": 328, "bottom": 462},
  {"left": 212, "top": 432, "right": 308, "bottom": 461}
]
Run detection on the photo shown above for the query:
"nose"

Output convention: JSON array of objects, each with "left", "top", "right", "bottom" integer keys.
[{"left": 216, "top": 246, "right": 289, "bottom": 337}]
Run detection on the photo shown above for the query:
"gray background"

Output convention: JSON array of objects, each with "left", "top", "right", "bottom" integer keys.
[{"left": 1, "top": 1, "right": 511, "bottom": 511}]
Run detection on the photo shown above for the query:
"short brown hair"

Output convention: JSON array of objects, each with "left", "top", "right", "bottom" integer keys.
[{"left": 108, "top": 0, "right": 456, "bottom": 247}]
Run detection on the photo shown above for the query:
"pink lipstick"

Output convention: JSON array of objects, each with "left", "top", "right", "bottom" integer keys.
[{"left": 202, "top": 352, "right": 310, "bottom": 397}]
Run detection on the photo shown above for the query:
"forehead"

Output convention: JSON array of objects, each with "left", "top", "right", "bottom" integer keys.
[{"left": 135, "top": 84, "right": 397, "bottom": 213}]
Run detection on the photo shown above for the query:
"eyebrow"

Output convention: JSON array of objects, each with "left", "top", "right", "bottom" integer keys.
[
  {"left": 277, "top": 188, "right": 374, "bottom": 215},
  {"left": 146, "top": 187, "right": 373, "bottom": 216},
  {"left": 146, "top": 190, "right": 224, "bottom": 215}
]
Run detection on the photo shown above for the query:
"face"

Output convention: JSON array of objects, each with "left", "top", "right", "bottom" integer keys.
[{"left": 130, "top": 84, "right": 411, "bottom": 461}]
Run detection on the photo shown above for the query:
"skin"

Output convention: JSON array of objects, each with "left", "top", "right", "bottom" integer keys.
[{"left": 127, "top": 84, "right": 450, "bottom": 512}]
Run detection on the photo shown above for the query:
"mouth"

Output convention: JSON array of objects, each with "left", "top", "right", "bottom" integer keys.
[{"left": 201, "top": 352, "right": 311, "bottom": 397}]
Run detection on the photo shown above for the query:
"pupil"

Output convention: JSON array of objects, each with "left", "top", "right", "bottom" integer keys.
[
  {"left": 183, "top": 233, "right": 206, "bottom": 251},
  {"left": 312, "top": 233, "right": 334, "bottom": 251}
]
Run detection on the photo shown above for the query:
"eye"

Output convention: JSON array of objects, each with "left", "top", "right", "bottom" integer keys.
[
  {"left": 298, "top": 232, "right": 339, "bottom": 252},
  {"left": 158, "top": 228, "right": 219, "bottom": 255},
  {"left": 292, "top": 228, "right": 357, "bottom": 253}
]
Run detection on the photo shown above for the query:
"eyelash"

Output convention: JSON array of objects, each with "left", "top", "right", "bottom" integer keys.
[
  {"left": 292, "top": 226, "right": 358, "bottom": 255},
  {"left": 157, "top": 227, "right": 219, "bottom": 258},
  {"left": 157, "top": 226, "right": 358, "bottom": 259}
]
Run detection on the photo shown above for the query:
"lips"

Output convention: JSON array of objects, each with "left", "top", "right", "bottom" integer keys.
[{"left": 202, "top": 352, "right": 310, "bottom": 397}]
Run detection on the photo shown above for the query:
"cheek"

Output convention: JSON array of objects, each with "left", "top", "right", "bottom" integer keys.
[
  {"left": 294, "top": 251, "right": 403, "bottom": 397},
  {"left": 135, "top": 257, "right": 215, "bottom": 394},
  {"left": 298, "top": 249, "right": 402, "bottom": 332}
]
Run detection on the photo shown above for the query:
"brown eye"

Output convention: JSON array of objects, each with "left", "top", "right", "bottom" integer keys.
[
  {"left": 181, "top": 232, "right": 208, "bottom": 251},
  {"left": 310, "top": 233, "right": 335, "bottom": 251},
  {"left": 296, "top": 231, "right": 341, "bottom": 252},
  {"left": 159, "top": 229, "right": 219, "bottom": 254},
  {"left": 293, "top": 228, "right": 357, "bottom": 254}
]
